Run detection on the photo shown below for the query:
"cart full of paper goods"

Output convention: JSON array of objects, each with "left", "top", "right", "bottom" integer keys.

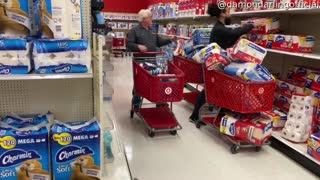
[
  {"left": 130, "top": 52, "right": 185, "bottom": 137},
  {"left": 192, "top": 40, "right": 276, "bottom": 154}
]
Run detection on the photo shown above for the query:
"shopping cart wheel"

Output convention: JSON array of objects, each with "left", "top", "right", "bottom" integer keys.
[
  {"left": 255, "top": 146, "right": 262, "bottom": 152},
  {"left": 196, "top": 123, "right": 201, "bottom": 129},
  {"left": 130, "top": 110, "right": 134, "bottom": 118},
  {"left": 148, "top": 130, "right": 155, "bottom": 138},
  {"left": 231, "top": 144, "right": 240, "bottom": 154},
  {"left": 170, "top": 130, "right": 177, "bottom": 136}
]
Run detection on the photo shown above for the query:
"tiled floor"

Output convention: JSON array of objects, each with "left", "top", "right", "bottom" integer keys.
[{"left": 107, "top": 56, "right": 319, "bottom": 180}]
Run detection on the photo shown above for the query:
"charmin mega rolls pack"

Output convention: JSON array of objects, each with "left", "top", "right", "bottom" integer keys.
[
  {"left": 0, "top": 0, "right": 32, "bottom": 37},
  {"left": 0, "top": 113, "right": 52, "bottom": 180},
  {"left": 231, "top": 39, "right": 267, "bottom": 64},
  {"left": 51, "top": 119, "right": 101, "bottom": 180}
]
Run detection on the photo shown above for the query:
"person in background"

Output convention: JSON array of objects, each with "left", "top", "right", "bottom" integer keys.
[
  {"left": 189, "top": 3, "right": 265, "bottom": 124},
  {"left": 126, "top": 9, "right": 176, "bottom": 109},
  {"left": 104, "top": 20, "right": 113, "bottom": 35}
]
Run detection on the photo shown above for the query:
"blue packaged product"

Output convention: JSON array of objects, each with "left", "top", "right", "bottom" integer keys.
[
  {"left": 2, "top": 112, "right": 54, "bottom": 128},
  {"left": 51, "top": 119, "right": 101, "bottom": 180},
  {"left": 192, "top": 28, "right": 211, "bottom": 46},
  {"left": 0, "top": 123, "right": 50, "bottom": 180}
]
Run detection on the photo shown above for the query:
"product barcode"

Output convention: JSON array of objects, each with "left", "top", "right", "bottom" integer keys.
[{"left": 56, "top": 26, "right": 62, "bottom": 32}]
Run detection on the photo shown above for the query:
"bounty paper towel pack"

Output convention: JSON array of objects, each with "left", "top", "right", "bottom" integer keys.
[
  {"left": 33, "top": 39, "right": 90, "bottom": 74},
  {"left": 231, "top": 39, "right": 267, "bottom": 64},
  {"left": 224, "top": 62, "right": 274, "bottom": 82},
  {"left": 281, "top": 94, "right": 315, "bottom": 143},
  {"left": 38, "top": 0, "right": 82, "bottom": 39},
  {"left": 0, "top": 38, "right": 31, "bottom": 74},
  {"left": 0, "top": 117, "right": 51, "bottom": 180},
  {"left": 51, "top": 119, "right": 101, "bottom": 180},
  {"left": 0, "top": 0, "right": 32, "bottom": 38}
]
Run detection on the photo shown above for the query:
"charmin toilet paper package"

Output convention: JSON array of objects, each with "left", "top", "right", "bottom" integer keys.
[
  {"left": 33, "top": 39, "right": 90, "bottom": 74},
  {"left": 2, "top": 112, "right": 54, "bottom": 128},
  {"left": 304, "top": 88, "right": 320, "bottom": 124},
  {"left": 231, "top": 39, "right": 267, "bottom": 64},
  {"left": 37, "top": 0, "right": 82, "bottom": 39},
  {"left": 220, "top": 114, "right": 243, "bottom": 137},
  {"left": 274, "top": 93, "right": 291, "bottom": 112},
  {"left": 0, "top": 0, "right": 32, "bottom": 38},
  {"left": 288, "top": 65, "right": 320, "bottom": 82},
  {"left": 192, "top": 28, "right": 211, "bottom": 46},
  {"left": 192, "top": 43, "right": 227, "bottom": 63},
  {"left": 246, "top": 34, "right": 273, "bottom": 48},
  {"left": 241, "top": 18, "right": 280, "bottom": 34},
  {"left": 0, "top": 117, "right": 51, "bottom": 180},
  {"left": 276, "top": 79, "right": 305, "bottom": 98},
  {"left": 307, "top": 133, "right": 320, "bottom": 161},
  {"left": 261, "top": 110, "right": 287, "bottom": 130},
  {"left": 0, "top": 38, "right": 31, "bottom": 74},
  {"left": 224, "top": 62, "right": 274, "bottom": 82},
  {"left": 51, "top": 119, "right": 101, "bottom": 180},
  {"left": 272, "top": 34, "right": 315, "bottom": 53},
  {"left": 306, "top": 72, "right": 320, "bottom": 92},
  {"left": 281, "top": 94, "right": 315, "bottom": 143}
]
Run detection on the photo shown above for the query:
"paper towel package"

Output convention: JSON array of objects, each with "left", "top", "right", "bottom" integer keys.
[
  {"left": 241, "top": 18, "right": 280, "bottom": 34},
  {"left": 304, "top": 88, "right": 320, "bottom": 124},
  {"left": 220, "top": 114, "right": 241, "bottom": 137},
  {"left": 0, "top": 121, "right": 50, "bottom": 180},
  {"left": 231, "top": 39, "right": 267, "bottom": 64},
  {"left": 33, "top": 39, "right": 90, "bottom": 74},
  {"left": 0, "top": 38, "right": 32, "bottom": 74},
  {"left": 307, "top": 133, "right": 320, "bottom": 161},
  {"left": 261, "top": 110, "right": 287, "bottom": 130},
  {"left": 51, "top": 119, "right": 101, "bottom": 180},
  {"left": 0, "top": 0, "right": 32, "bottom": 38},
  {"left": 38, "top": 0, "right": 82, "bottom": 39},
  {"left": 276, "top": 79, "right": 305, "bottom": 98},
  {"left": 205, "top": 52, "right": 230, "bottom": 71},
  {"left": 272, "top": 34, "right": 315, "bottom": 53}
]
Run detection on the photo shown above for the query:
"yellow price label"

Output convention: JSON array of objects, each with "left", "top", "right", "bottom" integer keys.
[
  {"left": 0, "top": 136, "right": 16, "bottom": 150},
  {"left": 53, "top": 133, "right": 72, "bottom": 146}
]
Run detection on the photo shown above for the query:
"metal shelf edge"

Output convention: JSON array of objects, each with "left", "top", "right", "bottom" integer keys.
[{"left": 0, "top": 73, "right": 94, "bottom": 80}]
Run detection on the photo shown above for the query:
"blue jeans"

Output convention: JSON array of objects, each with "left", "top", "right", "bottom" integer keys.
[{"left": 132, "top": 89, "right": 141, "bottom": 108}]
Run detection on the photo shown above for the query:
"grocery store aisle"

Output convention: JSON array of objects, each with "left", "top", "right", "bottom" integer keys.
[{"left": 108, "top": 57, "right": 318, "bottom": 180}]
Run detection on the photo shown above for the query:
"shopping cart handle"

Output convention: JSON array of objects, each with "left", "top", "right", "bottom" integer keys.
[{"left": 133, "top": 52, "right": 165, "bottom": 55}]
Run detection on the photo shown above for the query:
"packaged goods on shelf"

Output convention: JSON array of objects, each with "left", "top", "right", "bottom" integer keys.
[
  {"left": 129, "top": 23, "right": 138, "bottom": 29},
  {"left": 174, "top": 39, "right": 185, "bottom": 56},
  {"left": 274, "top": 93, "right": 291, "bottom": 112},
  {"left": 0, "top": 0, "right": 32, "bottom": 38},
  {"left": 288, "top": 65, "right": 320, "bottom": 82},
  {"left": 281, "top": 94, "right": 316, "bottom": 143},
  {"left": 220, "top": 113, "right": 273, "bottom": 145},
  {"left": 0, "top": 38, "right": 32, "bottom": 74},
  {"left": 33, "top": 39, "right": 90, "bottom": 74},
  {"left": 245, "top": 34, "right": 273, "bottom": 48},
  {"left": 165, "top": 2, "right": 177, "bottom": 18},
  {"left": 241, "top": 18, "right": 280, "bottom": 34},
  {"left": 51, "top": 119, "right": 101, "bottom": 180},
  {"left": 166, "top": 23, "right": 177, "bottom": 35},
  {"left": 2, "top": 112, "right": 54, "bottom": 128},
  {"left": 192, "top": 28, "right": 211, "bottom": 46},
  {"left": 158, "top": 3, "right": 166, "bottom": 18},
  {"left": 304, "top": 88, "right": 320, "bottom": 125},
  {"left": 276, "top": 79, "right": 305, "bottom": 98},
  {"left": 306, "top": 72, "right": 320, "bottom": 91},
  {"left": 272, "top": 34, "right": 315, "bottom": 53},
  {"left": 114, "top": 32, "right": 125, "bottom": 38},
  {"left": 109, "top": 22, "right": 117, "bottom": 29},
  {"left": 176, "top": 24, "right": 189, "bottom": 37},
  {"left": 307, "top": 133, "right": 320, "bottom": 161},
  {"left": 224, "top": 62, "right": 274, "bottom": 82},
  {"left": 261, "top": 110, "right": 287, "bottom": 130},
  {"left": 37, "top": 0, "right": 82, "bottom": 39},
  {"left": 230, "top": 39, "right": 267, "bottom": 64},
  {"left": 0, "top": 117, "right": 51, "bottom": 180},
  {"left": 117, "top": 22, "right": 128, "bottom": 29}
]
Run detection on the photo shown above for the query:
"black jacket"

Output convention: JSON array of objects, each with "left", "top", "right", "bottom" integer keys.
[
  {"left": 210, "top": 21, "right": 254, "bottom": 49},
  {"left": 127, "top": 24, "right": 172, "bottom": 52}
]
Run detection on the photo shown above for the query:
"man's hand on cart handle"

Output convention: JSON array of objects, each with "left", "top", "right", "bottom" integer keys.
[{"left": 138, "top": 45, "right": 148, "bottom": 52}]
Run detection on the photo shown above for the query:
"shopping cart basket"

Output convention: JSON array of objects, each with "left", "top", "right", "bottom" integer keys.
[
  {"left": 196, "top": 67, "right": 276, "bottom": 154},
  {"left": 130, "top": 52, "right": 185, "bottom": 137},
  {"left": 173, "top": 56, "right": 203, "bottom": 105}
]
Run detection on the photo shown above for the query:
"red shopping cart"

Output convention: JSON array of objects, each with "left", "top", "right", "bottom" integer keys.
[
  {"left": 130, "top": 52, "right": 185, "bottom": 137},
  {"left": 112, "top": 37, "right": 127, "bottom": 57},
  {"left": 173, "top": 56, "right": 203, "bottom": 105},
  {"left": 196, "top": 66, "right": 276, "bottom": 154}
]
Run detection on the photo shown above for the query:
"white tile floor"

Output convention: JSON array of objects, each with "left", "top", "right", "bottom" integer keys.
[{"left": 107, "top": 56, "right": 319, "bottom": 180}]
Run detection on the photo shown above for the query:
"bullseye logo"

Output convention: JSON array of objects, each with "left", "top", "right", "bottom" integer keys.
[
  {"left": 211, "top": 77, "right": 215, "bottom": 83},
  {"left": 258, "top": 88, "right": 264, "bottom": 94},
  {"left": 165, "top": 87, "right": 172, "bottom": 95}
]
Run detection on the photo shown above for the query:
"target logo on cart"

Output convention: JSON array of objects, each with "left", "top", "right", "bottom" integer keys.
[
  {"left": 258, "top": 88, "right": 265, "bottom": 94},
  {"left": 165, "top": 87, "right": 172, "bottom": 95},
  {"left": 211, "top": 77, "right": 215, "bottom": 83}
]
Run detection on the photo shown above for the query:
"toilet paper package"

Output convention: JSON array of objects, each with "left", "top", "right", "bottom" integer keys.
[
  {"left": 276, "top": 79, "right": 305, "bottom": 98},
  {"left": 192, "top": 43, "right": 227, "bottom": 63},
  {"left": 231, "top": 39, "right": 267, "bottom": 64},
  {"left": 306, "top": 72, "right": 320, "bottom": 92},
  {"left": 246, "top": 34, "right": 273, "bottom": 48},
  {"left": 51, "top": 119, "right": 101, "bottom": 180},
  {"left": 33, "top": 39, "right": 90, "bottom": 74},
  {"left": 0, "top": 38, "right": 31, "bottom": 74},
  {"left": 261, "top": 110, "right": 287, "bottom": 130},
  {"left": 307, "top": 133, "right": 320, "bottom": 161},
  {"left": 0, "top": 0, "right": 32, "bottom": 38},
  {"left": 192, "top": 28, "right": 211, "bottom": 46},
  {"left": 304, "top": 88, "right": 320, "bottom": 123},
  {"left": 274, "top": 93, "right": 291, "bottom": 112},
  {"left": 224, "top": 62, "right": 274, "bottom": 82},
  {"left": 1, "top": 112, "right": 54, "bottom": 128},
  {"left": 289, "top": 65, "right": 320, "bottom": 82},
  {"left": 241, "top": 18, "right": 280, "bottom": 34},
  {"left": 38, "top": 0, "right": 82, "bottom": 39},
  {"left": 272, "top": 35, "right": 315, "bottom": 53},
  {"left": 183, "top": 39, "right": 195, "bottom": 55},
  {"left": 0, "top": 122, "right": 50, "bottom": 180}
]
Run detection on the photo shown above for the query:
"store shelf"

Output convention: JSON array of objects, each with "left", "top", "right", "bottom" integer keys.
[
  {"left": 0, "top": 73, "right": 93, "bottom": 81},
  {"left": 272, "top": 131, "right": 320, "bottom": 166},
  {"left": 158, "top": 33, "right": 191, "bottom": 40},
  {"left": 267, "top": 49, "right": 320, "bottom": 60}
]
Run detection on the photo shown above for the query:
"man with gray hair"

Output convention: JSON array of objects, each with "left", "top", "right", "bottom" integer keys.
[{"left": 126, "top": 9, "right": 175, "bottom": 52}]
